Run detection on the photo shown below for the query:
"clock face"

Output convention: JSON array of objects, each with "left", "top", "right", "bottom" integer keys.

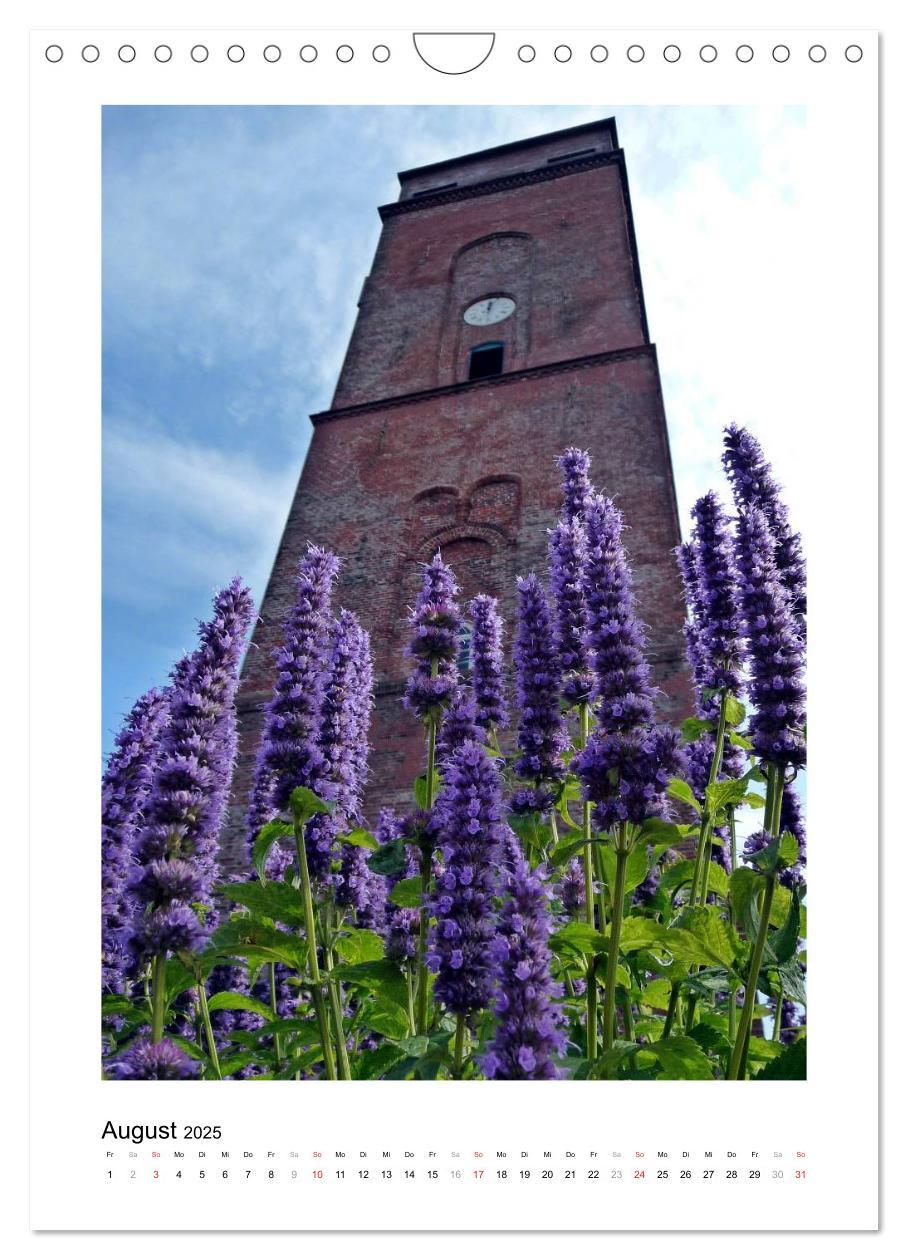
[{"left": 463, "top": 296, "right": 516, "bottom": 327}]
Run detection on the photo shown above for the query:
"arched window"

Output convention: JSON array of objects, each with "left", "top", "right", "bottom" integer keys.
[{"left": 467, "top": 341, "right": 504, "bottom": 381}]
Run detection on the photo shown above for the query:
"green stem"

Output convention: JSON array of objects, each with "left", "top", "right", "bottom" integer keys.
[
  {"left": 578, "top": 704, "right": 596, "bottom": 930},
  {"left": 151, "top": 953, "right": 167, "bottom": 1044},
  {"left": 586, "top": 958, "right": 598, "bottom": 1061},
  {"left": 772, "top": 986, "right": 784, "bottom": 1042},
  {"left": 293, "top": 820, "right": 337, "bottom": 1081},
  {"left": 325, "top": 945, "right": 352, "bottom": 1081},
  {"left": 591, "top": 840, "right": 610, "bottom": 935},
  {"left": 661, "top": 982, "right": 680, "bottom": 1040},
  {"left": 727, "top": 871, "right": 776, "bottom": 1080},
  {"left": 602, "top": 830, "right": 629, "bottom": 1052},
  {"left": 728, "top": 984, "right": 738, "bottom": 1045},
  {"left": 269, "top": 963, "right": 282, "bottom": 1068},
  {"left": 729, "top": 810, "right": 738, "bottom": 872},
  {"left": 406, "top": 960, "right": 416, "bottom": 1037},
  {"left": 620, "top": 989, "right": 635, "bottom": 1042},
  {"left": 690, "top": 688, "right": 729, "bottom": 908},
  {"left": 578, "top": 705, "right": 599, "bottom": 1061},
  {"left": 197, "top": 983, "right": 222, "bottom": 1080},
  {"left": 453, "top": 1014, "right": 466, "bottom": 1079}
]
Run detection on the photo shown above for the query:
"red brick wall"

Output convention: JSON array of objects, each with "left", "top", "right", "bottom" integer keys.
[{"left": 219, "top": 131, "right": 690, "bottom": 876}]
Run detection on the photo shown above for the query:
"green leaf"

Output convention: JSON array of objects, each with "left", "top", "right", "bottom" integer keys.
[
  {"left": 730, "top": 866, "right": 764, "bottom": 939},
  {"left": 647, "top": 1035, "right": 717, "bottom": 1080},
  {"left": 353, "top": 1043, "right": 407, "bottom": 1080},
  {"left": 216, "top": 879, "right": 307, "bottom": 928},
  {"left": 636, "top": 817, "right": 698, "bottom": 846},
  {"left": 680, "top": 716, "right": 716, "bottom": 744},
  {"left": 705, "top": 774, "right": 753, "bottom": 818},
  {"left": 413, "top": 772, "right": 440, "bottom": 811},
  {"left": 164, "top": 956, "right": 198, "bottom": 1005},
  {"left": 167, "top": 1034, "right": 210, "bottom": 1064},
  {"left": 361, "top": 998, "right": 411, "bottom": 1041},
  {"left": 388, "top": 875, "right": 423, "bottom": 908},
  {"left": 662, "top": 859, "right": 728, "bottom": 898},
  {"left": 340, "top": 827, "right": 378, "bottom": 851},
  {"left": 208, "top": 919, "right": 310, "bottom": 973},
  {"left": 753, "top": 1037, "right": 806, "bottom": 1080},
  {"left": 217, "top": 1052, "right": 266, "bottom": 1078},
  {"left": 554, "top": 780, "right": 582, "bottom": 830},
  {"left": 768, "top": 883, "right": 801, "bottom": 965},
  {"left": 549, "top": 921, "right": 612, "bottom": 957},
  {"left": 640, "top": 978, "right": 672, "bottom": 1010},
  {"left": 367, "top": 838, "right": 408, "bottom": 877},
  {"left": 588, "top": 1040, "right": 641, "bottom": 1080},
  {"left": 689, "top": 1023, "right": 731, "bottom": 1057},
  {"left": 334, "top": 928, "right": 385, "bottom": 965},
  {"left": 206, "top": 991, "right": 274, "bottom": 1021},
  {"left": 723, "top": 694, "right": 747, "bottom": 727},
  {"left": 289, "top": 786, "right": 332, "bottom": 824},
  {"left": 549, "top": 835, "right": 589, "bottom": 868},
  {"left": 778, "top": 830, "right": 799, "bottom": 867},
  {"left": 727, "top": 730, "right": 755, "bottom": 750},
  {"left": 394, "top": 1036, "right": 430, "bottom": 1058},
  {"left": 254, "top": 1016, "right": 319, "bottom": 1041},
  {"left": 331, "top": 959, "right": 409, "bottom": 1011},
  {"left": 773, "top": 956, "right": 808, "bottom": 1005},
  {"left": 667, "top": 778, "right": 701, "bottom": 814},
  {"left": 675, "top": 906, "right": 738, "bottom": 968},
  {"left": 594, "top": 959, "right": 631, "bottom": 990},
  {"left": 251, "top": 820, "right": 294, "bottom": 880},
  {"left": 619, "top": 917, "right": 669, "bottom": 953}
]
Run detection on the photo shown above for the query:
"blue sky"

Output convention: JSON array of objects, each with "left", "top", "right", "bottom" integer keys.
[{"left": 102, "top": 104, "right": 808, "bottom": 755}]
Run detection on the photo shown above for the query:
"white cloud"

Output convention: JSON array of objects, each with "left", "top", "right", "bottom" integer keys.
[{"left": 103, "top": 416, "right": 298, "bottom": 611}]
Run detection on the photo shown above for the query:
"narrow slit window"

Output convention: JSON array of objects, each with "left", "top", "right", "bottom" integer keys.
[
  {"left": 457, "top": 621, "right": 473, "bottom": 675},
  {"left": 468, "top": 341, "right": 504, "bottom": 380}
]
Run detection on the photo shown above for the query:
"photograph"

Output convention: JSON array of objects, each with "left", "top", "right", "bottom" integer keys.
[{"left": 100, "top": 104, "right": 807, "bottom": 1083}]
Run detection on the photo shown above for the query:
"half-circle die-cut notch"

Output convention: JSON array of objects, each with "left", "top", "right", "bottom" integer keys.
[{"left": 412, "top": 32, "right": 495, "bottom": 75}]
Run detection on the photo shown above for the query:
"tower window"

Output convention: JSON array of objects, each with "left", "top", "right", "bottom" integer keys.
[{"left": 467, "top": 341, "right": 504, "bottom": 380}]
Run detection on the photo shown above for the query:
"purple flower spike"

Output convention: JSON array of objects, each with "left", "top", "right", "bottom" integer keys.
[
  {"left": 722, "top": 424, "right": 806, "bottom": 625},
  {"left": 427, "top": 740, "right": 508, "bottom": 1015},
  {"left": 404, "top": 553, "right": 462, "bottom": 720},
  {"left": 469, "top": 594, "right": 508, "bottom": 732},
  {"left": 131, "top": 578, "right": 254, "bottom": 947},
  {"left": 559, "top": 857, "right": 586, "bottom": 916},
  {"left": 101, "top": 687, "right": 169, "bottom": 991},
  {"left": 109, "top": 1038, "right": 200, "bottom": 1080},
  {"left": 338, "top": 844, "right": 387, "bottom": 933},
  {"left": 548, "top": 517, "right": 595, "bottom": 705},
  {"left": 437, "top": 686, "right": 486, "bottom": 765},
  {"left": 689, "top": 492, "right": 745, "bottom": 702},
  {"left": 483, "top": 854, "right": 567, "bottom": 1080},
  {"left": 735, "top": 507, "right": 806, "bottom": 769},
  {"left": 307, "top": 610, "right": 372, "bottom": 882},
  {"left": 583, "top": 494, "right": 656, "bottom": 731},
  {"left": 576, "top": 726, "right": 684, "bottom": 831},
  {"left": 512, "top": 574, "right": 569, "bottom": 787},
  {"left": 251, "top": 545, "right": 339, "bottom": 825},
  {"left": 557, "top": 447, "right": 594, "bottom": 522}
]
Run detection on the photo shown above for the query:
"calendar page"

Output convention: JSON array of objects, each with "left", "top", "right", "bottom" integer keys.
[{"left": 26, "top": 0, "right": 879, "bottom": 1237}]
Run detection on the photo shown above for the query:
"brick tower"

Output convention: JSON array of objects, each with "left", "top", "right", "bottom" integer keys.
[{"left": 222, "top": 117, "right": 689, "bottom": 875}]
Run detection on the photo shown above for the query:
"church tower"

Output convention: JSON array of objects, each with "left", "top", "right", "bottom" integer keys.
[{"left": 222, "top": 117, "right": 689, "bottom": 873}]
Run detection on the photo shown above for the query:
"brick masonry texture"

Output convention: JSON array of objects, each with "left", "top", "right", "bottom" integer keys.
[{"left": 219, "top": 119, "right": 691, "bottom": 877}]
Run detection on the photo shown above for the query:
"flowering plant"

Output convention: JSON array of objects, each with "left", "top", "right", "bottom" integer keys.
[{"left": 102, "top": 428, "right": 806, "bottom": 1081}]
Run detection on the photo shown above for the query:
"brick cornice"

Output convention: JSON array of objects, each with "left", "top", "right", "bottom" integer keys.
[
  {"left": 311, "top": 343, "right": 655, "bottom": 425},
  {"left": 379, "top": 151, "right": 621, "bottom": 220}
]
